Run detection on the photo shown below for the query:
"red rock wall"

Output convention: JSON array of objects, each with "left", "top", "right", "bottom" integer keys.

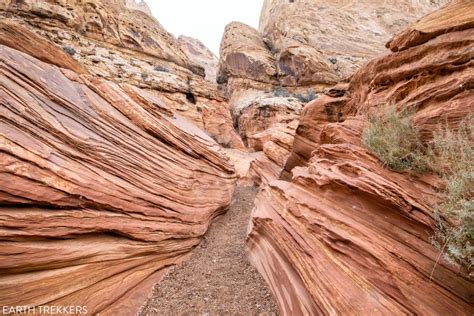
[
  {"left": 247, "top": 2, "right": 474, "bottom": 314},
  {"left": 0, "top": 42, "right": 236, "bottom": 314},
  {"left": 0, "top": 1, "right": 246, "bottom": 151}
]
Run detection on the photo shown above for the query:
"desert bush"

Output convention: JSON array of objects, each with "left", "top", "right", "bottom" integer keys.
[
  {"left": 154, "top": 65, "right": 169, "bottom": 73},
  {"left": 430, "top": 115, "right": 473, "bottom": 268},
  {"left": 294, "top": 90, "right": 318, "bottom": 103},
  {"left": 272, "top": 86, "right": 318, "bottom": 103},
  {"left": 63, "top": 46, "right": 76, "bottom": 56},
  {"left": 363, "top": 106, "right": 473, "bottom": 268},
  {"left": 272, "top": 86, "right": 291, "bottom": 98},
  {"left": 362, "top": 105, "right": 428, "bottom": 172}
]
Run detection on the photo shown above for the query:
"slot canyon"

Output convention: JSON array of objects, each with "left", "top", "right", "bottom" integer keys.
[{"left": 0, "top": 0, "right": 472, "bottom": 315}]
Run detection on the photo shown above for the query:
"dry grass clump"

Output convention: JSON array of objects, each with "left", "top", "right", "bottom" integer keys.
[
  {"left": 362, "top": 105, "right": 428, "bottom": 172},
  {"left": 430, "top": 115, "right": 473, "bottom": 268},
  {"left": 363, "top": 105, "right": 473, "bottom": 268}
]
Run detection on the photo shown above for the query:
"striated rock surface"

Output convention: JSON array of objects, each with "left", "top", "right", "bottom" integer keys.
[
  {"left": 249, "top": 120, "right": 299, "bottom": 187},
  {"left": 237, "top": 97, "right": 302, "bottom": 151},
  {"left": 248, "top": 2, "right": 474, "bottom": 315},
  {"left": 0, "top": 20, "right": 88, "bottom": 75},
  {"left": 217, "top": 0, "right": 445, "bottom": 153},
  {"left": 285, "top": 83, "right": 350, "bottom": 170},
  {"left": 146, "top": 90, "right": 246, "bottom": 150},
  {"left": 0, "top": 40, "right": 237, "bottom": 315},
  {"left": 259, "top": 0, "right": 448, "bottom": 81},
  {"left": 178, "top": 35, "right": 219, "bottom": 83},
  {"left": 0, "top": 0, "right": 199, "bottom": 78},
  {"left": 0, "top": 0, "right": 245, "bottom": 150},
  {"left": 217, "top": 22, "right": 277, "bottom": 95}
]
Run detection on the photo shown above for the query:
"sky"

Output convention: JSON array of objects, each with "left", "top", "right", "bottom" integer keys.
[{"left": 147, "top": 0, "right": 264, "bottom": 56}]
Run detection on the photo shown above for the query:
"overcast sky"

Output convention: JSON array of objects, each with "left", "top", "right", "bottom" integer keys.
[{"left": 147, "top": 1, "right": 264, "bottom": 56}]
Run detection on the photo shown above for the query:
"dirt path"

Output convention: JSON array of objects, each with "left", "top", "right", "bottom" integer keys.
[{"left": 139, "top": 187, "right": 278, "bottom": 316}]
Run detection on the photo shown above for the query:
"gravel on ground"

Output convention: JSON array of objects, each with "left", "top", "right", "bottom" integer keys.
[{"left": 139, "top": 186, "right": 278, "bottom": 316}]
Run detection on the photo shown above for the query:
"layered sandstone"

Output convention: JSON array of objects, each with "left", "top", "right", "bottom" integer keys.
[
  {"left": 237, "top": 97, "right": 302, "bottom": 151},
  {"left": 217, "top": 21, "right": 278, "bottom": 95},
  {"left": 0, "top": 0, "right": 244, "bottom": 150},
  {"left": 217, "top": 0, "right": 446, "bottom": 154},
  {"left": 249, "top": 120, "right": 299, "bottom": 187},
  {"left": 247, "top": 2, "right": 474, "bottom": 314},
  {"left": 178, "top": 35, "right": 219, "bottom": 83},
  {"left": 217, "top": 23, "right": 310, "bottom": 153},
  {"left": 259, "top": 0, "right": 448, "bottom": 81},
  {"left": 0, "top": 27, "right": 237, "bottom": 316},
  {"left": 285, "top": 83, "right": 350, "bottom": 170},
  {"left": 0, "top": 0, "right": 198, "bottom": 77},
  {"left": 0, "top": 20, "right": 88, "bottom": 75}
]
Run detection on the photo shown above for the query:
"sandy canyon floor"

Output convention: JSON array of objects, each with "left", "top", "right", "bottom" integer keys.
[{"left": 140, "top": 187, "right": 278, "bottom": 315}]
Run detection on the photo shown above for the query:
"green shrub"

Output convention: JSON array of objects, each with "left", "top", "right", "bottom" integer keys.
[
  {"left": 362, "top": 105, "right": 428, "bottom": 172},
  {"left": 272, "top": 86, "right": 318, "bottom": 103}
]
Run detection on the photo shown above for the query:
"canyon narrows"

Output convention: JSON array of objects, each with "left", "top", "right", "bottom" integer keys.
[
  {"left": 0, "top": 0, "right": 473, "bottom": 315},
  {"left": 140, "top": 187, "right": 278, "bottom": 315}
]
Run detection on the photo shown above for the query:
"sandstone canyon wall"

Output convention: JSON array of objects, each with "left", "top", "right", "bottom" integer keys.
[
  {"left": 1, "top": 0, "right": 472, "bottom": 315},
  {"left": 246, "top": 1, "right": 474, "bottom": 314},
  {"left": 217, "top": 22, "right": 305, "bottom": 155},
  {"left": 178, "top": 35, "right": 219, "bottom": 83},
  {"left": 259, "top": 0, "right": 448, "bottom": 81},
  {"left": 0, "top": 2, "right": 241, "bottom": 314},
  {"left": 0, "top": 0, "right": 245, "bottom": 150},
  {"left": 217, "top": 0, "right": 446, "bottom": 158}
]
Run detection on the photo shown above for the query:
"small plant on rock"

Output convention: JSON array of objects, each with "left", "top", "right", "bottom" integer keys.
[
  {"left": 294, "top": 90, "right": 318, "bottom": 103},
  {"left": 430, "top": 115, "right": 473, "bottom": 269},
  {"left": 63, "top": 46, "right": 77, "bottom": 56},
  {"left": 272, "top": 86, "right": 291, "bottom": 98},
  {"left": 362, "top": 104, "right": 428, "bottom": 172}
]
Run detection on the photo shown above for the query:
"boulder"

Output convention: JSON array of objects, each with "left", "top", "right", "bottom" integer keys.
[
  {"left": 237, "top": 96, "right": 302, "bottom": 151},
  {"left": 217, "top": 22, "right": 277, "bottom": 93}
]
